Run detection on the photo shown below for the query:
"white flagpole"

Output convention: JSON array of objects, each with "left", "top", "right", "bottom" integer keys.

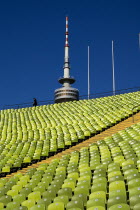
[
  {"left": 88, "top": 46, "right": 90, "bottom": 99},
  {"left": 139, "top": 33, "right": 140, "bottom": 49},
  {"left": 112, "top": 40, "right": 115, "bottom": 95}
]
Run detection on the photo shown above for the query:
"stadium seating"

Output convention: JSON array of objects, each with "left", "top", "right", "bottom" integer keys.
[
  {"left": 0, "top": 91, "right": 140, "bottom": 175},
  {"left": 0, "top": 117, "right": 140, "bottom": 209}
]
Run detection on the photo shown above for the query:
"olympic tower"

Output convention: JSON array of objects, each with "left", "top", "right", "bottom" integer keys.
[{"left": 54, "top": 16, "right": 79, "bottom": 103}]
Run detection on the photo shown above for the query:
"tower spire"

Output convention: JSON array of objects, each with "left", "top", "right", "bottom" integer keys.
[
  {"left": 65, "top": 16, "right": 69, "bottom": 47},
  {"left": 54, "top": 16, "right": 79, "bottom": 103},
  {"left": 63, "top": 16, "right": 71, "bottom": 80}
]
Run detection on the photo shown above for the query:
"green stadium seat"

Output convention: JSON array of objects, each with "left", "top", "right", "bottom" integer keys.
[
  {"left": 134, "top": 203, "right": 140, "bottom": 210},
  {"left": 0, "top": 195, "right": 12, "bottom": 205},
  {"left": 54, "top": 195, "right": 69, "bottom": 205},
  {"left": 2, "top": 166, "right": 10, "bottom": 173},
  {"left": 108, "top": 204, "right": 130, "bottom": 210},
  {"left": 126, "top": 173, "right": 140, "bottom": 181},
  {"left": 42, "top": 189, "right": 57, "bottom": 199},
  {"left": 30, "top": 204, "right": 45, "bottom": 210},
  {"left": 22, "top": 199, "right": 35, "bottom": 209},
  {"left": 109, "top": 181, "right": 125, "bottom": 192},
  {"left": 77, "top": 179, "right": 90, "bottom": 188},
  {"left": 67, "top": 209, "right": 81, "bottom": 210},
  {"left": 58, "top": 187, "right": 72, "bottom": 198},
  {"left": 48, "top": 202, "right": 65, "bottom": 210},
  {"left": 124, "top": 169, "right": 138, "bottom": 178},
  {"left": 93, "top": 177, "right": 107, "bottom": 185},
  {"left": 108, "top": 171, "right": 122, "bottom": 179},
  {"left": 129, "top": 194, "right": 140, "bottom": 209},
  {"left": 87, "top": 207, "right": 105, "bottom": 210},
  {"left": 12, "top": 184, "right": 23, "bottom": 192},
  {"left": 68, "top": 172, "right": 79, "bottom": 180},
  {"left": 74, "top": 185, "right": 89, "bottom": 195},
  {"left": 109, "top": 175, "right": 124, "bottom": 183},
  {"left": 13, "top": 194, "right": 26, "bottom": 203},
  {"left": 33, "top": 185, "right": 45, "bottom": 193},
  {"left": 87, "top": 198, "right": 105, "bottom": 208},
  {"left": 107, "top": 195, "right": 127, "bottom": 208},
  {"left": 13, "top": 206, "right": 28, "bottom": 210},
  {"left": 19, "top": 187, "right": 32, "bottom": 196},
  {"left": 128, "top": 178, "right": 140, "bottom": 189},
  {"left": 0, "top": 203, "right": 4, "bottom": 209},
  {"left": 129, "top": 187, "right": 140, "bottom": 197},
  {"left": 6, "top": 201, "right": 20, "bottom": 209},
  {"left": 62, "top": 182, "right": 75, "bottom": 191},
  {"left": 72, "top": 194, "right": 87, "bottom": 206},
  {"left": 108, "top": 189, "right": 126, "bottom": 198},
  {"left": 28, "top": 191, "right": 41, "bottom": 202},
  {"left": 89, "top": 191, "right": 106, "bottom": 201},
  {"left": 66, "top": 200, "right": 84, "bottom": 210},
  {"left": 64, "top": 177, "right": 77, "bottom": 185}
]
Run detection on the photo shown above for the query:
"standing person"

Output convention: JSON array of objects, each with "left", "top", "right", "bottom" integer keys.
[{"left": 33, "top": 98, "right": 38, "bottom": 107}]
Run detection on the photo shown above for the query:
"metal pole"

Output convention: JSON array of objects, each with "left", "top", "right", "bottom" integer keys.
[
  {"left": 139, "top": 33, "right": 140, "bottom": 49},
  {"left": 112, "top": 40, "right": 115, "bottom": 95},
  {"left": 88, "top": 46, "right": 90, "bottom": 99}
]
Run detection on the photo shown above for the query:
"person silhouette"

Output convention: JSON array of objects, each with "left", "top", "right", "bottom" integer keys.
[{"left": 33, "top": 98, "right": 38, "bottom": 107}]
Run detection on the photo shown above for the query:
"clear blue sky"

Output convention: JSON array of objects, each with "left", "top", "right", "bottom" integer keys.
[{"left": 0, "top": 0, "right": 140, "bottom": 108}]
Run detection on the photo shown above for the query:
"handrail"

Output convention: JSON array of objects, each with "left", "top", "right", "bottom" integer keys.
[
  {"left": 2, "top": 86, "right": 140, "bottom": 110},
  {"left": 79, "top": 86, "right": 140, "bottom": 99},
  {"left": 132, "top": 105, "right": 140, "bottom": 123}
]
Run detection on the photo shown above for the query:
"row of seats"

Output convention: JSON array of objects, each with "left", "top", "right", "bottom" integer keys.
[
  {"left": 0, "top": 92, "right": 140, "bottom": 174},
  {"left": 0, "top": 121, "right": 140, "bottom": 209}
]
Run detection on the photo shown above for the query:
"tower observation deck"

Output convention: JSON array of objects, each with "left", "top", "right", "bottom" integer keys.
[{"left": 54, "top": 16, "right": 79, "bottom": 103}]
